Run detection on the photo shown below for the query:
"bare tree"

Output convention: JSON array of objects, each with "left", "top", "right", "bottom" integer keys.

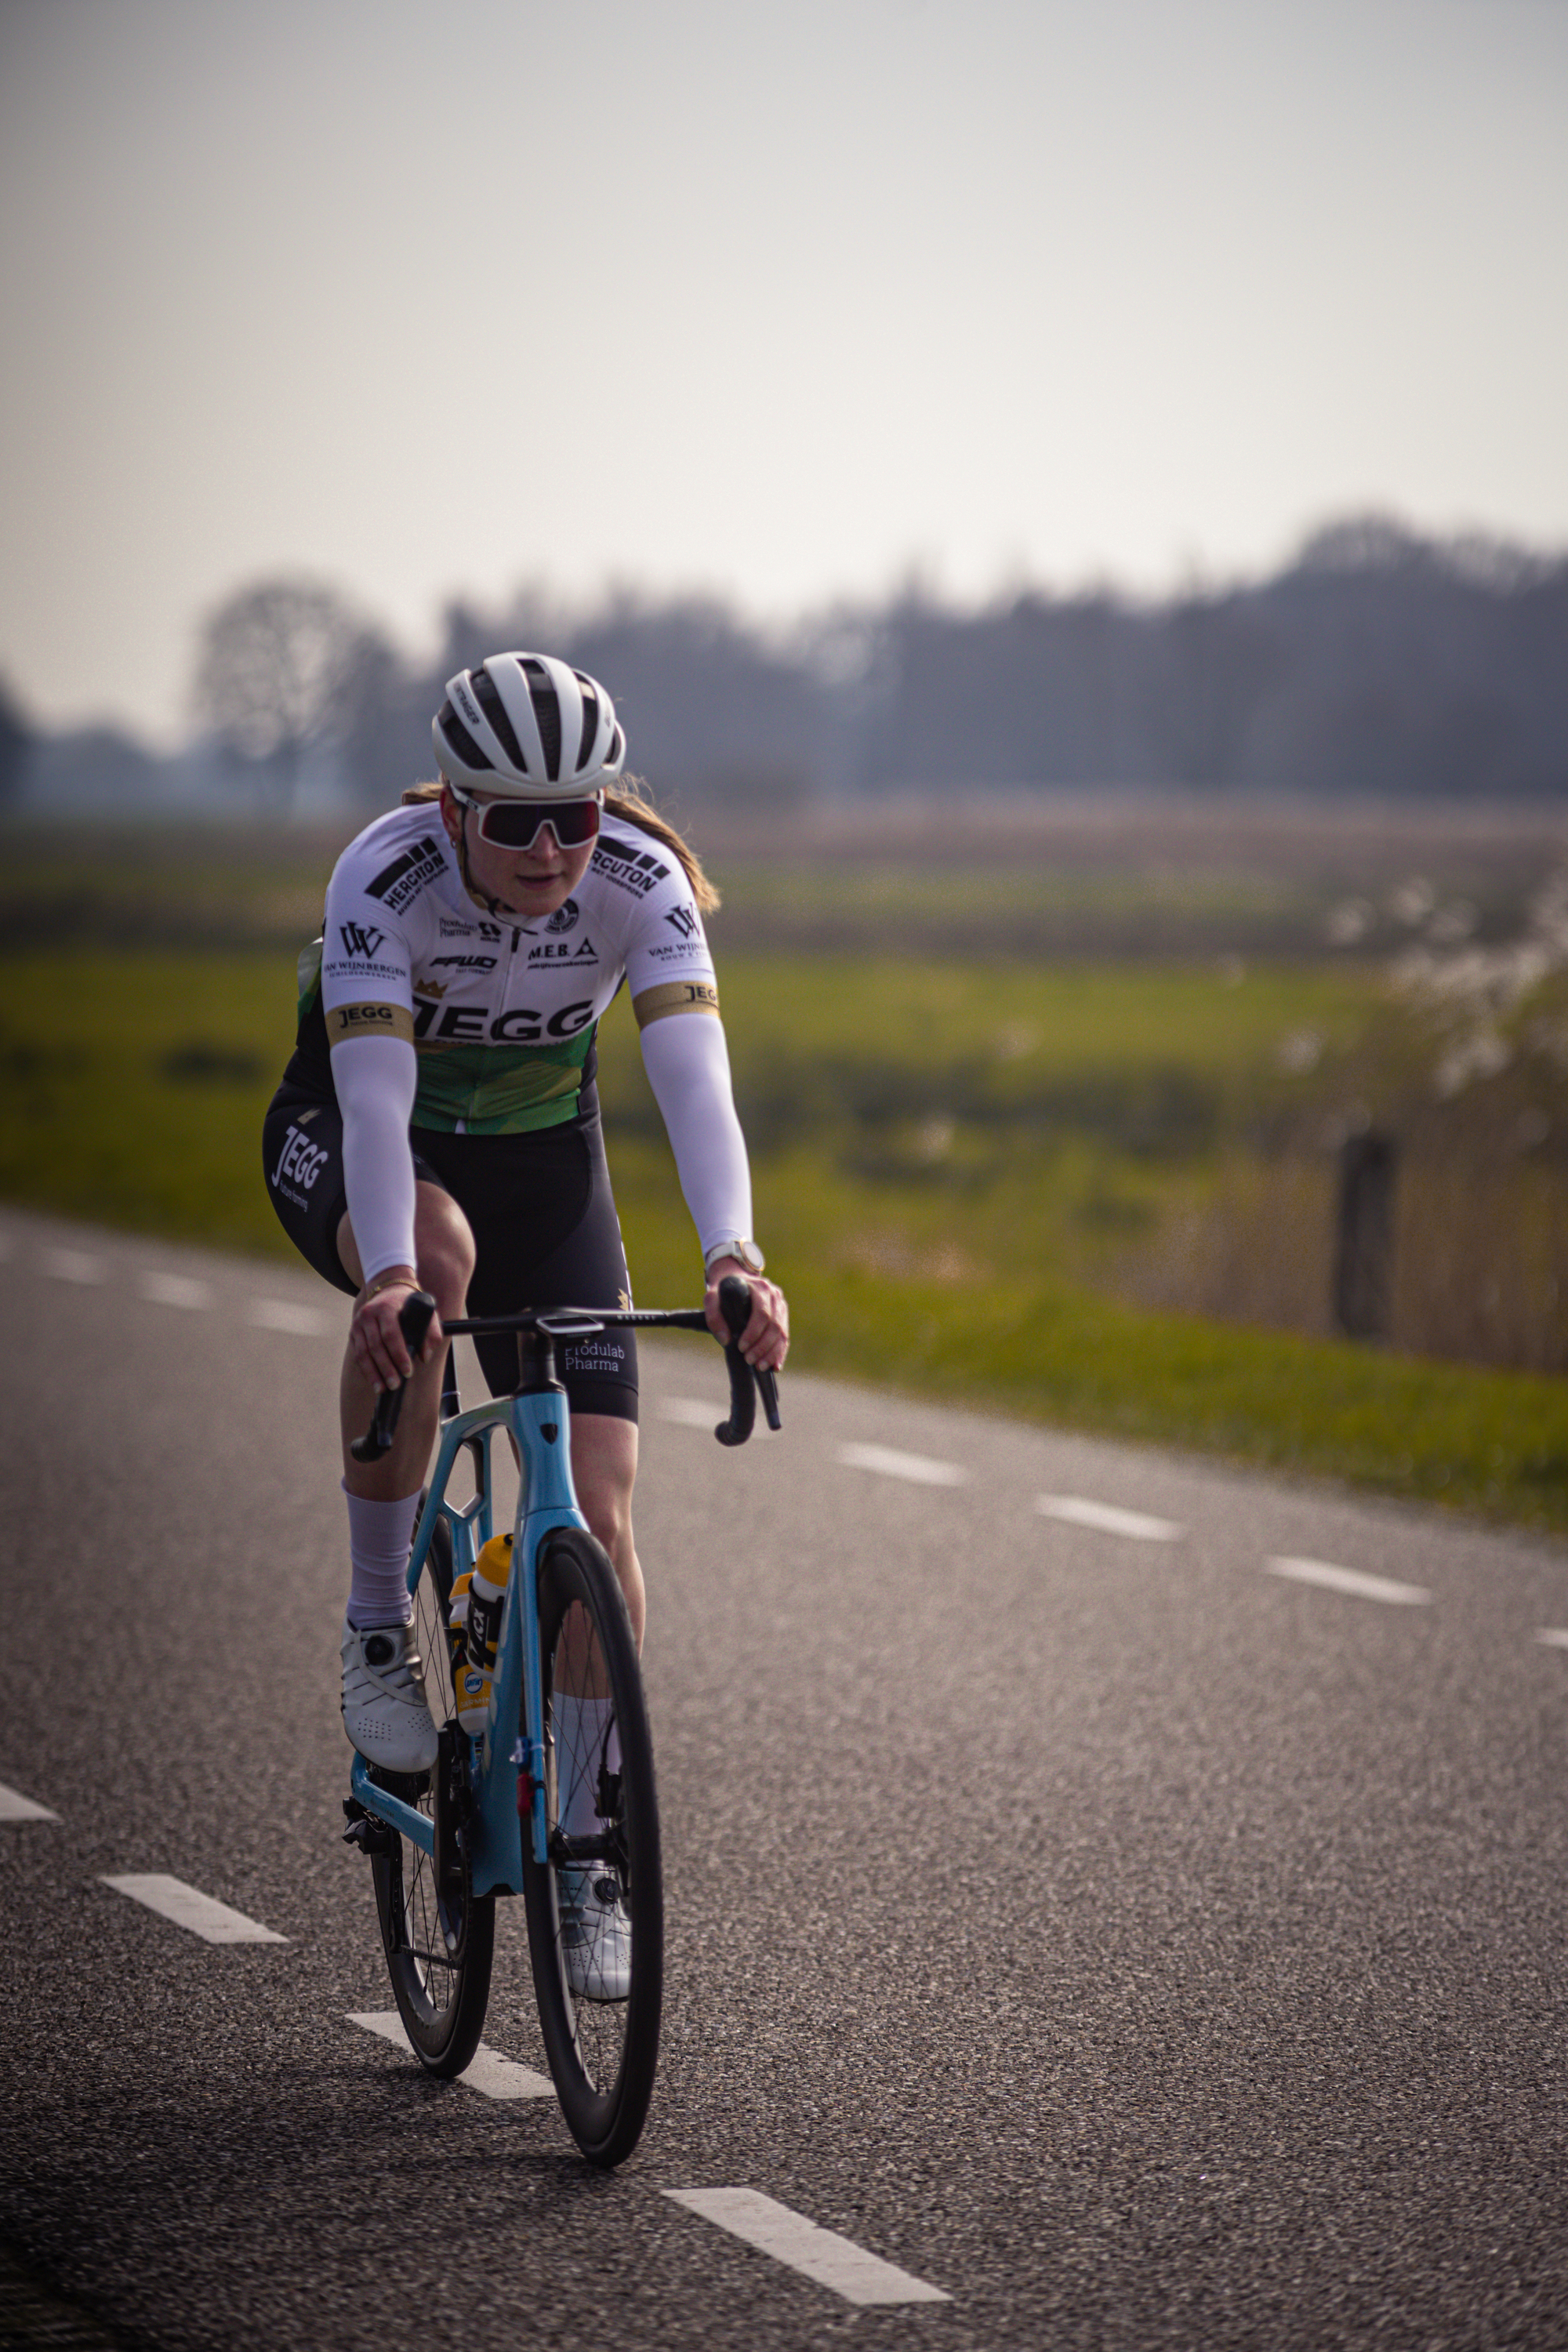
[
  {"left": 0, "top": 674, "right": 33, "bottom": 806},
  {"left": 191, "top": 575, "right": 374, "bottom": 811}
]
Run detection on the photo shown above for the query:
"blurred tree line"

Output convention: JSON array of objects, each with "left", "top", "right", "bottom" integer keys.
[{"left": 8, "top": 513, "right": 1566, "bottom": 815}]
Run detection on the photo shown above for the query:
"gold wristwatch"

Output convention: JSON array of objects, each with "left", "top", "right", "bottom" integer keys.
[{"left": 703, "top": 1238, "right": 766, "bottom": 1276}]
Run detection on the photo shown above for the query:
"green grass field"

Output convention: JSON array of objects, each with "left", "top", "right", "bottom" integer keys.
[{"left": 3, "top": 935, "right": 1565, "bottom": 1535}]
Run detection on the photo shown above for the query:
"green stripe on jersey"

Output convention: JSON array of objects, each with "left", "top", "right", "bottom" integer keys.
[{"left": 412, "top": 1026, "right": 597, "bottom": 1134}]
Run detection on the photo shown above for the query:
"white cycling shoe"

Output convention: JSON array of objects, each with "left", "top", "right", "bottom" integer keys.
[
  {"left": 341, "top": 1617, "right": 438, "bottom": 1775},
  {"left": 557, "top": 1864, "right": 633, "bottom": 2002}
]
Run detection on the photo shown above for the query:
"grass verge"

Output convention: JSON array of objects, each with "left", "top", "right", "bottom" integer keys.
[{"left": 608, "top": 1140, "right": 1568, "bottom": 1535}]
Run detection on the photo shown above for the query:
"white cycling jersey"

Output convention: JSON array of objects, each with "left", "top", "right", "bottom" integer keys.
[{"left": 290, "top": 802, "right": 752, "bottom": 1283}]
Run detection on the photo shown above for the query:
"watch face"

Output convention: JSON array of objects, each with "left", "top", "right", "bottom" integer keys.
[{"left": 710, "top": 1240, "right": 764, "bottom": 1276}]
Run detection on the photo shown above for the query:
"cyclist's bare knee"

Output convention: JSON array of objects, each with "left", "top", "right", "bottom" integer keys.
[
  {"left": 412, "top": 1186, "right": 474, "bottom": 1316},
  {"left": 336, "top": 1182, "right": 474, "bottom": 1317}
]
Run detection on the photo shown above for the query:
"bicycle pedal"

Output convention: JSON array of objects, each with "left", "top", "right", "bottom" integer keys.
[{"left": 341, "top": 1799, "right": 395, "bottom": 1858}]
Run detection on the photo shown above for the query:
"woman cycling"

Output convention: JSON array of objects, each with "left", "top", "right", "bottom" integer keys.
[{"left": 263, "top": 650, "right": 789, "bottom": 1789}]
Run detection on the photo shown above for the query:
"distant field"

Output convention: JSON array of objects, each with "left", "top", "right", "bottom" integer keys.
[
  {"left": 3, "top": 790, "right": 1565, "bottom": 955},
  {"left": 5, "top": 803, "right": 1566, "bottom": 1526}
]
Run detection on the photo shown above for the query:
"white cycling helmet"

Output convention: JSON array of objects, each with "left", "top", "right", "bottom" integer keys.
[{"left": 432, "top": 651, "right": 625, "bottom": 799}]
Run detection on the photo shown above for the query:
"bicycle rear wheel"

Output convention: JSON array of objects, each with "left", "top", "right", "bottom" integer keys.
[
  {"left": 521, "top": 1526, "right": 663, "bottom": 2166},
  {"left": 369, "top": 1512, "right": 495, "bottom": 2076}
]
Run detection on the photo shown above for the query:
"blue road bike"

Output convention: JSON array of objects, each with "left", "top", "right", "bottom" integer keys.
[{"left": 342, "top": 1278, "right": 779, "bottom": 2167}]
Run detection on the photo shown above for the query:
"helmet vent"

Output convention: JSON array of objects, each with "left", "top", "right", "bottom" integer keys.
[
  {"left": 519, "top": 659, "right": 563, "bottom": 782},
  {"left": 577, "top": 677, "right": 600, "bottom": 773},
  {"left": 473, "top": 667, "right": 528, "bottom": 774},
  {"left": 436, "top": 701, "right": 493, "bottom": 773}
]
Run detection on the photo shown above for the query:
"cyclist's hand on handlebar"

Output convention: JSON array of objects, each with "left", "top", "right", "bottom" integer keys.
[
  {"left": 703, "top": 1260, "right": 789, "bottom": 1371},
  {"left": 350, "top": 1269, "right": 443, "bottom": 1393}
]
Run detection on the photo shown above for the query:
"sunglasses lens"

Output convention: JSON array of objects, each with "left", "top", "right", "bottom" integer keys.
[
  {"left": 474, "top": 797, "right": 601, "bottom": 850},
  {"left": 548, "top": 800, "right": 602, "bottom": 846}
]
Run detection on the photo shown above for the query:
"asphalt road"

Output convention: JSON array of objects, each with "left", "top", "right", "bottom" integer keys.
[{"left": 3, "top": 1205, "right": 1568, "bottom": 2351}]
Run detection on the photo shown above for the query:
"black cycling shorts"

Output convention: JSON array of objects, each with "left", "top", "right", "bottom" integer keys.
[{"left": 262, "top": 1082, "right": 638, "bottom": 1421}]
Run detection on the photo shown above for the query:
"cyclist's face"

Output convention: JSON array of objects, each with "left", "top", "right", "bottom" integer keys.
[{"left": 440, "top": 784, "right": 597, "bottom": 917}]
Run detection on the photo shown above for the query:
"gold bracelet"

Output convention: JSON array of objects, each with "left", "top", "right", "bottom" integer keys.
[{"left": 361, "top": 1272, "right": 415, "bottom": 1303}]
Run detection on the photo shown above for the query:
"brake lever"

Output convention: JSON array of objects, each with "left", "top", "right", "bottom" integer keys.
[
  {"left": 349, "top": 1290, "right": 437, "bottom": 1463},
  {"left": 712, "top": 1276, "right": 782, "bottom": 1445}
]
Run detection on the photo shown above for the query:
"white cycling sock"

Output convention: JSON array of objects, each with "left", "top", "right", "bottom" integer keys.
[
  {"left": 555, "top": 1696, "right": 620, "bottom": 1836},
  {"left": 343, "top": 1485, "right": 421, "bottom": 1628}
]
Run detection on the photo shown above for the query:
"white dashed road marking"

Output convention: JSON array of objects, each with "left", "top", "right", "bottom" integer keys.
[
  {"left": 1037, "top": 1494, "right": 1185, "bottom": 1542},
  {"left": 659, "top": 1396, "right": 726, "bottom": 1429},
  {"left": 1265, "top": 1556, "right": 1432, "bottom": 1607},
  {"left": 42, "top": 1249, "right": 107, "bottom": 1285},
  {"left": 1536, "top": 1629, "right": 1568, "bottom": 1649},
  {"left": 138, "top": 1271, "right": 213, "bottom": 1311},
  {"left": 0, "top": 1780, "right": 58, "bottom": 1822},
  {"left": 347, "top": 2010, "right": 554, "bottom": 2099},
  {"left": 665, "top": 2188, "right": 951, "bottom": 2307},
  {"left": 101, "top": 1875, "right": 288, "bottom": 1944},
  {"left": 249, "top": 1298, "right": 331, "bottom": 1337},
  {"left": 837, "top": 1442, "right": 967, "bottom": 1488}
]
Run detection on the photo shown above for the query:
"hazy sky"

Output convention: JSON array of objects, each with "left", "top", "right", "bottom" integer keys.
[{"left": 2, "top": 0, "right": 1566, "bottom": 743}]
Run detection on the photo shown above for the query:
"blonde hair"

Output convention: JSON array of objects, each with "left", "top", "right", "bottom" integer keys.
[{"left": 401, "top": 773, "right": 718, "bottom": 914}]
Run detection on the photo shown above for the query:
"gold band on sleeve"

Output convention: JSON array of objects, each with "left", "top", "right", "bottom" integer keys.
[
  {"left": 632, "top": 980, "right": 720, "bottom": 1028},
  {"left": 326, "top": 1000, "right": 417, "bottom": 1048}
]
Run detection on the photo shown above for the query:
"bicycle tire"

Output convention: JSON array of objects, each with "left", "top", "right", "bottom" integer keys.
[
  {"left": 369, "top": 1511, "right": 495, "bottom": 2076},
  {"left": 521, "top": 1526, "right": 663, "bottom": 2166}
]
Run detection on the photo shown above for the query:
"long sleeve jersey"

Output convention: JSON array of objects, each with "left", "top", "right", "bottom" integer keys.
[{"left": 284, "top": 803, "right": 752, "bottom": 1282}]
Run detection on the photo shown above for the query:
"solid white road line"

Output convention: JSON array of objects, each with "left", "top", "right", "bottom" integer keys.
[
  {"left": 837, "top": 1442, "right": 967, "bottom": 1488},
  {"left": 1265, "top": 1555, "right": 1432, "bottom": 1607},
  {"left": 249, "top": 1298, "right": 331, "bottom": 1336},
  {"left": 665, "top": 2188, "right": 950, "bottom": 2307},
  {"left": 1036, "top": 1494, "right": 1185, "bottom": 1542},
  {"left": 138, "top": 1271, "right": 213, "bottom": 1311},
  {"left": 659, "top": 1396, "right": 725, "bottom": 1429},
  {"left": 347, "top": 2010, "right": 555, "bottom": 2099},
  {"left": 0, "top": 1780, "right": 59, "bottom": 1822},
  {"left": 42, "top": 1248, "right": 107, "bottom": 1285},
  {"left": 1536, "top": 1629, "right": 1568, "bottom": 1649},
  {"left": 101, "top": 1875, "right": 288, "bottom": 1944}
]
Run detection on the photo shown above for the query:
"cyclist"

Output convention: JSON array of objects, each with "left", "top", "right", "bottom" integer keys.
[{"left": 262, "top": 651, "right": 789, "bottom": 1798}]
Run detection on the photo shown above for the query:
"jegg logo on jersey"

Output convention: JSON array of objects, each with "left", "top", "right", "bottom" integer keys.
[{"left": 411, "top": 998, "right": 595, "bottom": 1043}]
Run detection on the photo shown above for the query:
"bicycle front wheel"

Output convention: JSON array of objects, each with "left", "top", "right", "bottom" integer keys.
[
  {"left": 370, "top": 1512, "right": 495, "bottom": 2077},
  {"left": 521, "top": 1526, "right": 663, "bottom": 2167}
]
